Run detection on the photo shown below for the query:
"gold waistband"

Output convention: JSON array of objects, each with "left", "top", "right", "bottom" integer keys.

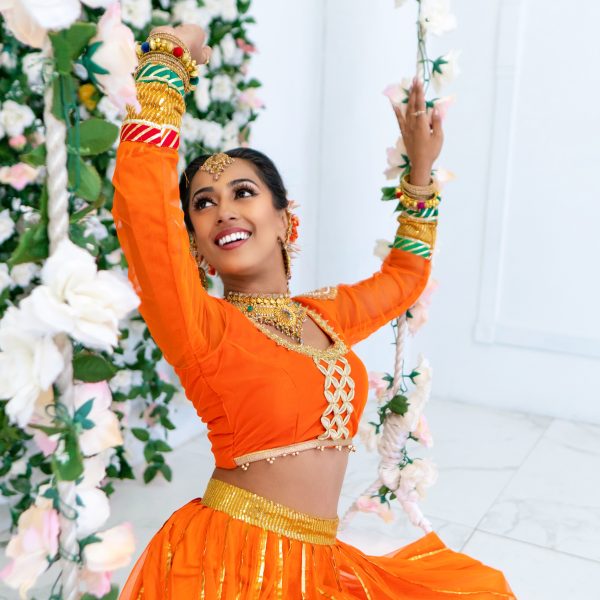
[{"left": 201, "top": 478, "right": 339, "bottom": 545}]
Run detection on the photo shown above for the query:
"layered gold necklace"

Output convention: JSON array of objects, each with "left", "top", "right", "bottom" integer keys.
[{"left": 225, "top": 291, "right": 307, "bottom": 344}]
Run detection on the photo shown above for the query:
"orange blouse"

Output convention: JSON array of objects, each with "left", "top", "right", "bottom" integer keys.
[{"left": 111, "top": 138, "right": 432, "bottom": 471}]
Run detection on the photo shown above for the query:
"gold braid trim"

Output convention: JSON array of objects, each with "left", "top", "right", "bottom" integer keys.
[
  {"left": 396, "top": 213, "right": 438, "bottom": 248},
  {"left": 126, "top": 81, "right": 185, "bottom": 129}
]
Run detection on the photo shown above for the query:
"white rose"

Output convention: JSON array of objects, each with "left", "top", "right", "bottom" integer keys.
[
  {"left": 120, "top": 0, "right": 152, "bottom": 29},
  {"left": 83, "top": 523, "right": 135, "bottom": 572},
  {"left": 419, "top": 0, "right": 457, "bottom": 36},
  {"left": 211, "top": 74, "right": 235, "bottom": 102},
  {"left": 109, "top": 369, "right": 134, "bottom": 394},
  {"left": 0, "top": 263, "right": 14, "bottom": 293},
  {"left": 76, "top": 457, "right": 110, "bottom": 537},
  {"left": 221, "top": 33, "right": 243, "bottom": 66},
  {"left": 26, "top": 238, "right": 140, "bottom": 351},
  {"left": 222, "top": 121, "right": 239, "bottom": 150},
  {"left": 233, "top": 106, "right": 251, "bottom": 127},
  {"left": 200, "top": 120, "right": 224, "bottom": 150},
  {"left": 22, "top": 51, "right": 44, "bottom": 90},
  {"left": 373, "top": 239, "right": 392, "bottom": 261},
  {"left": 105, "top": 248, "right": 123, "bottom": 266},
  {"left": 83, "top": 215, "right": 109, "bottom": 241},
  {"left": 193, "top": 77, "right": 211, "bottom": 112},
  {"left": 172, "top": 0, "right": 211, "bottom": 28},
  {"left": 220, "top": 0, "right": 237, "bottom": 21},
  {"left": 209, "top": 45, "right": 222, "bottom": 70},
  {"left": 10, "top": 262, "right": 40, "bottom": 288},
  {"left": 1, "top": 50, "right": 17, "bottom": 69},
  {"left": 399, "top": 458, "right": 438, "bottom": 500},
  {"left": 0, "top": 100, "right": 35, "bottom": 137},
  {"left": 181, "top": 113, "right": 205, "bottom": 144},
  {"left": 432, "top": 49, "right": 461, "bottom": 93}
]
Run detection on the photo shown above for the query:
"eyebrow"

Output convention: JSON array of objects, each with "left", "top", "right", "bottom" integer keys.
[{"left": 192, "top": 178, "right": 259, "bottom": 198}]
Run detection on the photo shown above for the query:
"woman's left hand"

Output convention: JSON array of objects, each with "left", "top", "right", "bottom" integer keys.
[{"left": 391, "top": 77, "right": 444, "bottom": 186}]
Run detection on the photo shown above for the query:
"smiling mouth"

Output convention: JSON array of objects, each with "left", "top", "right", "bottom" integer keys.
[{"left": 215, "top": 231, "right": 252, "bottom": 248}]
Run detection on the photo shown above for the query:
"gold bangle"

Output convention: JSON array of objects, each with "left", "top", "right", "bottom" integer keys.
[
  {"left": 148, "top": 33, "right": 199, "bottom": 78},
  {"left": 126, "top": 81, "right": 185, "bottom": 128},
  {"left": 400, "top": 172, "right": 437, "bottom": 198},
  {"left": 398, "top": 192, "right": 440, "bottom": 211},
  {"left": 137, "top": 52, "right": 190, "bottom": 91},
  {"left": 396, "top": 214, "right": 438, "bottom": 248}
]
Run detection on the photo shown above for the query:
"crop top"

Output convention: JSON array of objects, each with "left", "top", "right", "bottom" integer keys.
[{"left": 111, "top": 61, "right": 436, "bottom": 470}]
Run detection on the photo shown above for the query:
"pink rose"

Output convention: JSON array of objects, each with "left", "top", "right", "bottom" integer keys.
[
  {"left": 356, "top": 495, "right": 381, "bottom": 513},
  {"left": 0, "top": 162, "right": 39, "bottom": 191},
  {"left": 414, "top": 414, "right": 434, "bottom": 448},
  {"left": 236, "top": 38, "right": 256, "bottom": 53},
  {"left": 82, "top": 568, "right": 112, "bottom": 598},
  {"left": 89, "top": 3, "right": 140, "bottom": 114},
  {"left": 432, "top": 94, "right": 456, "bottom": 121},
  {"left": 83, "top": 523, "right": 135, "bottom": 572},
  {"left": 0, "top": 505, "right": 59, "bottom": 597},
  {"left": 238, "top": 89, "right": 264, "bottom": 110},
  {"left": 9, "top": 134, "right": 27, "bottom": 149},
  {"left": 367, "top": 371, "right": 390, "bottom": 401}
]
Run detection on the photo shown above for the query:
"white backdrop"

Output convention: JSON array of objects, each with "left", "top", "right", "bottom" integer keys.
[{"left": 249, "top": 0, "right": 600, "bottom": 424}]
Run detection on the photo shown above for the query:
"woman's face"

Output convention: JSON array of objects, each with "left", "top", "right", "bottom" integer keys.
[{"left": 188, "top": 158, "right": 288, "bottom": 279}]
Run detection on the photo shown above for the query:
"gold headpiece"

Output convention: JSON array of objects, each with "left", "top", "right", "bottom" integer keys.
[{"left": 200, "top": 152, "right": 235, "bottom": 181}]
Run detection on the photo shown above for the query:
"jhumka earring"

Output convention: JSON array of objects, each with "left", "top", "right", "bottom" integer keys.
[
  {"left": 281, "top": 207, "right": 300, "bottom": 281},
  {"left": 189, "top": 235, "right": 210, "bottom": 290}
]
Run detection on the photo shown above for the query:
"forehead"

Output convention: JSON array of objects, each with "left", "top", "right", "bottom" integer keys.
[{"left": 190, "top": 157, "right": 261, "bottom": 192}]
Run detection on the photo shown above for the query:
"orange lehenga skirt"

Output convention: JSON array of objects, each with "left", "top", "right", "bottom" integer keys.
[{"left": 120, "top": 479, "right": 516, "bottom": 599}]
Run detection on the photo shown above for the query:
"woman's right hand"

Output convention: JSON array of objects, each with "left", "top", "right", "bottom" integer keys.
[{"left": 149, "top": 24, "right": 212, "bottom": 66}]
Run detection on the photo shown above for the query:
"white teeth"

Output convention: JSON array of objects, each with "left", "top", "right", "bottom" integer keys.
[{"left": 218, "top": 231, "right": 250, "bottom": 247}]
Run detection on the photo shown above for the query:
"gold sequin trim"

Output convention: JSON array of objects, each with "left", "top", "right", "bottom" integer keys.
[
  {"left": 245, "top": 304, "right": 347, "bottom": 361},
  {"left": 201, "top": 478, "right": 339, "bottom": 545},
  {"left": 233, "top": 437, "right": 355, "bottom": 467},
  {"left": 396, "top": 214, "right": 438, "bottom": 248},
  {"left": 408, "top": 547, "right": 449, "bottom": 561},
  {"left": 126, "top": 81, "right": 185, "bottom": 129},
  {"left": 297, "top": 286, "right": 338, "bottom": 300}
]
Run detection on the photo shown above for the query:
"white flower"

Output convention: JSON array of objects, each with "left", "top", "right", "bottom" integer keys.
[
  {"left": 0, "top": 306, "right": 64, "bottom": 427},
  {"left": 399, "top": 458, "right": 438, "bottom": 500},
  {"left": 83, "top": 215, "right": 109, "bottom": 241},
  {"left": 0, "top": 50, "right": 17, "bottom": 69},
  {"left": 83, "top": 523, "right": 135, "bottom": 572},
  {"left": 209, "top": 45, "right": 222, "bottom": 70},
  {"left": 0, "top": 263, "right": 14, "bottom": 293},
  {"left": 0, "top": 503, "right": 59, "bottom": 597},
  {"left": 10, "top": 262, "right": 40, "bottom": 288},
  {"left": 105, "top": 248, "right": 123, "bottom": 266},
  {"left": 0, "top": 100, "right": 35, "bottom": 137},
  {"left": 26, "top": 238, "right": 140, "bottom": 351},
  {"left": 21, "top": 51, "right": 44, "bottom": 90},
  {"left": 358, "top": 422, "right": 379, "bottom": 452},
  {"left": 180, "top": 113, "right": 205, "bottom": 144},
  {"left": 211, "top": 74, "right": 235, "bottom": 102},
  {"left": 400, "top": 354, "right": 433, "bottom": 431},
  {"left": 121, "top": 0, "right": 151, "bottom": 29},
  {"left": 384, "top": 135, "right": 409, "bottom": 180},
  {"left": 419, "top": 0, "right": 457, "bottom": 36},
  {"left": 109, "top": 368, "right": 143, "bottom": 394},
  {"left": 222, "top": 121, "right": 239, "bottom": 150},
  {"left": 76, "top": 456, "right": 110, "bottom": 537},
  {"left": 221, "top": 33, "right": 243, "bottom": 66},
  {"left": 373, "top": 239, "right": 392, "bottom": 261},
  {"left": 383, "top": 78, "right": 412, "bottom": 109},
  {"left": 232, "top": 106, "right": 251, "bottom": 127},
  {"left": 432, "top": 49, "right": 461, "bottom": 93},
  {"left": 200, "top": 120, "right": 224, "bottom": 150},
  {"left": 172, "top": 0, "right": 211, "bottom": 28},
  {"left": 89, "top": 2, "right": 140, "bottom": 114},
  {"left": 193, "top": 77, "right": 211, "bottom": 112},
  {"left": 74, "top": 381, "right": 123, "bottom": 456},
  {"left": 219, "top": 0, "right": 237, "bottom": 21}
]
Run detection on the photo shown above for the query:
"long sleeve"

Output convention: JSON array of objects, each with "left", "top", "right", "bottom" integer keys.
[
  {"left": 299, "top": 202, "right": 438, "bottom": 347},
  {"left": 111, "top": 60, "right": 226, "bottom": 369}
]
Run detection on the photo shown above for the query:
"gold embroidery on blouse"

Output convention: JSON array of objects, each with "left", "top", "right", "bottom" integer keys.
[
  {"left": 244, "top": 305, "right": 347, "bottom": 361},
  {"left": 297, "top": 286, "right": 338, "bottom": 300},
  {"left": 314, "top": 356, "right": 355, "bottom": 441},
  {"left": 234, "top": 438, "right": 356, "bottom": 467}
]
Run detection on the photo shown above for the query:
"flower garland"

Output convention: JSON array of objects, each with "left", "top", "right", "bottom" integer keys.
[
  {"left": 0, "top": 1, "right": 262, "bottom": 597},
  {"left": 341, "top": 0, "right": 459, "bottom": 532}
]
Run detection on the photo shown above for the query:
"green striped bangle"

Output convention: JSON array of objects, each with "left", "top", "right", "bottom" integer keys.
[
  {"left": 135, "top": 62, "right": 185, "bottom": 96},
  {"left": 392, "top": 236, "right": 433, "bottom": 259}
]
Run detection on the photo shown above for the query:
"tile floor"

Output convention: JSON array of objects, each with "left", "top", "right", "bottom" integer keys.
[{"left": 11, "top": 397, "right": 600, "bottom": 600}]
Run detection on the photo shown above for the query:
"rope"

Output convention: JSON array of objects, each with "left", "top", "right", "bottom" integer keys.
[{"left": 43, "top": 39, "right": 80, "bottom": 600}]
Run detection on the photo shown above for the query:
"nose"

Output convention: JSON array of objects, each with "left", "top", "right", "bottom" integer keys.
[{"left": 215, "top": 199, "right": 239, "bottom": 224}]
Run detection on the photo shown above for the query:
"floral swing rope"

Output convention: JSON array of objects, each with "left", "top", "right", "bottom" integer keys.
[{"left": 340, "top": 0, "right": 459, "bottom": 532}]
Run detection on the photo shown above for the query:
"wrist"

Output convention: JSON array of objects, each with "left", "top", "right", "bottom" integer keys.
[{"left": 408, "top": 167, "right": 432, "bottom": 186}]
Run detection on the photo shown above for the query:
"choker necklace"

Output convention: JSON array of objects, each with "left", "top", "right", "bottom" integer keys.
[{"left": 225, "top": 290, "right": 308, "bottom": 344}]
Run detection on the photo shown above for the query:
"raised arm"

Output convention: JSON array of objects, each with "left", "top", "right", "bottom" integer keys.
[
  {"left": 298, "top": 77, "right": 443, "bottom": 346},
  {"left": 111, "top": 27, "right": 225, "bottom": 369}
]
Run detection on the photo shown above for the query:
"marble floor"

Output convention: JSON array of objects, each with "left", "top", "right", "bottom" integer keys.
[{"left": 13, "top": 397, "right": 600, "bottom": 599}]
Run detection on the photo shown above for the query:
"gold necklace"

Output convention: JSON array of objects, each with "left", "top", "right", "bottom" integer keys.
[{"left": 225, "top": 290, "right": 308, "bottom": 344}]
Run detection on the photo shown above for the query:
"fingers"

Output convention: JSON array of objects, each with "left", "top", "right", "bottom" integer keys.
[
  {"left": 431, "top": 106, "right": 443, "bottom": 140},
  {"left": 200, "top": 46, "right": 212, "bottom": 65}
]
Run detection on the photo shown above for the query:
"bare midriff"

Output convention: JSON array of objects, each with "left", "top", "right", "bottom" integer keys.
[{"left": 211, "top": 447, "right": 349, "bottom": 519}]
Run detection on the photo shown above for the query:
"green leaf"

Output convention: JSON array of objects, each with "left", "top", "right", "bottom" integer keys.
[
  {"left": 49, "top": 32, "right": 72, "bottom": 75},
  {"left": 153, "top": 440, "right": 172, "bottom": 453},
  {"left": 73, "top": 350, "right": 117, "bottom": 382},
  {"left": 131, "top": 428, "right": 150, "bottom": 442},
  {"left": 78, "top": 533, "right": 101, "bottom": 550},
  {"left": 381, "top": 186, "right": 398, "bottom": 201},
  {"left": 20, "top": 144, "right": 47, "bottom": 167},
  {"left": 143, "top": 465, "right": 158, "bottom": 484},
  {"left": 158, "top": 463, "right": 172, "bottom": 482},
  {"left": 52, "top": 431, "right": 83, "bottom": 481},
  {"left": 29, "top": 424, "right": 64, "bottom": 436},
  {"left": 74, "top": 398, "right": 94, "bottom": 421},
  {"left": 50, "top": 23, "right": 97, "bottom": 74},
  {"left": 68, "top": 157, "right": 102, "bottom": 202},
  {"left": 8, "top": 221, "right": 49, "bottom": 266},
  {"left": 77, "top": 118, "right": 119, "bottom": 156},
  {"left": 51, "top": 75, "right": 76, "bottom": 121},
  {"left": 388, "top": 394, "right": 409, "bottom": 416}
]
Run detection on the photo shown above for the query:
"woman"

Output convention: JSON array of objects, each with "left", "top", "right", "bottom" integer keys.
[{"left": 113, "top": 23, "right": 515, "bottom": 600}]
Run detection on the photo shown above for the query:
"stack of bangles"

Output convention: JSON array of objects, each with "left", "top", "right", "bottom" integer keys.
[
  {"left": 135, "top": 31, "right": 201, "bottom": 93},
  {"left": 393, "top": 173, "right": 441, "bottom": 260}
]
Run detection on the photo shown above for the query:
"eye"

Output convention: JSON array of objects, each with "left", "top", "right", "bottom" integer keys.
[
  {"left": 234, "top": 185, "right": 256, "bottom": 199},
  {"left": 192, "top": 196, "right": 215, "bottom": 211}
]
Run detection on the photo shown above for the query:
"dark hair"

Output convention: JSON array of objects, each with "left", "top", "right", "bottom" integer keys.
[{"left": 179, "top": 147, "right": 288, "bottom": 232}]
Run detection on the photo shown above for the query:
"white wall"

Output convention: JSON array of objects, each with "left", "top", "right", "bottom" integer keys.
[{"left": 250, "top": 0, "right": 600, "bottom": 424}]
